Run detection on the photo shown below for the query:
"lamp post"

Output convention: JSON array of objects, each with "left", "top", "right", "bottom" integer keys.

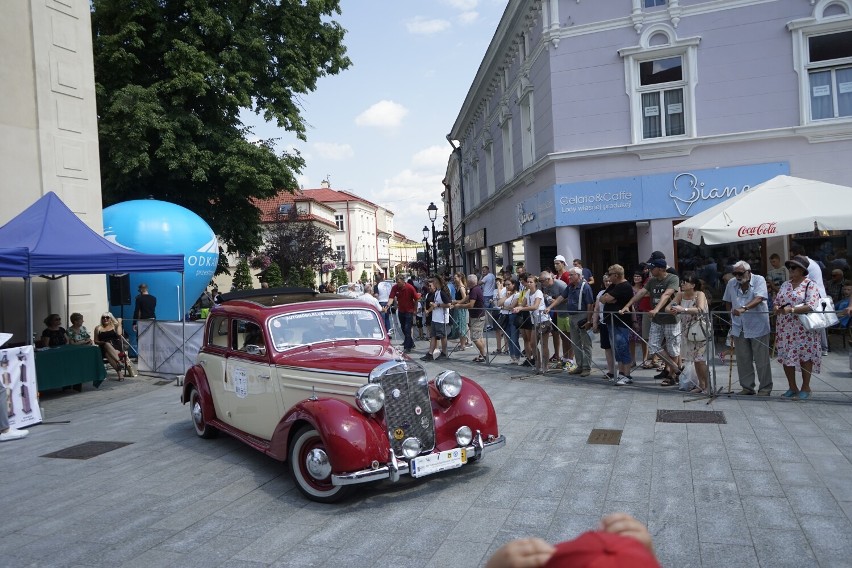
[
  {"left": 427, "top": 202, "right": 439, "bottom": 274},
  {"left": 422, "top": 233, "right": 430, "bottom": 274}
]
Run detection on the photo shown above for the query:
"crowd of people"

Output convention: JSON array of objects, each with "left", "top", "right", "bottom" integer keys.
[{"left": 349, "top": 247, "right": 848, "bottom": 400}]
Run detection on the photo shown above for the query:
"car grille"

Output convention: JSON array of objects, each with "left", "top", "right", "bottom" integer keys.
[{"left": 375, "top": 363, "right": 435, "bottom": 457}]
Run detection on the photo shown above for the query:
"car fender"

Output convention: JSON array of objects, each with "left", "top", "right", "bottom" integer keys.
[
  {"left": 431, "top": 377, "right": 499, "bottom": 451},
  {"left": 269, "top": 398, "right": 389, "bottom": 471},
  {"left": 181, "top": 365, "right": 216, "bottom": 420}
]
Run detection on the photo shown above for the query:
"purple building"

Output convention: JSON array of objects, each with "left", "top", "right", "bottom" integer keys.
[{"left": 447, "top": 0, "right": 852, "bottom": 291}]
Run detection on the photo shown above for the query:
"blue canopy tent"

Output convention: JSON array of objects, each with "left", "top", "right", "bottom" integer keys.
[{"left": 0, "top": 192, "right": 185, "bottom": 347}]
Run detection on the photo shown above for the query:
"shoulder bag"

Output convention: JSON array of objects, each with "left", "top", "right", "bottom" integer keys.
[{"left": 796, "top": 281, "right": 839, "bottom": 331}]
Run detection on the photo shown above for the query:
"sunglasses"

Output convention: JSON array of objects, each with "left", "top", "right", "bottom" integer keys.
[{"left": 732, "top": 271, "right": 745, "bottom": 277}]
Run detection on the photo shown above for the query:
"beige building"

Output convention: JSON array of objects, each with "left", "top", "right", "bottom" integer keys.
[{"left": 0, "top": 0, "right": 107, "bottom": 342}]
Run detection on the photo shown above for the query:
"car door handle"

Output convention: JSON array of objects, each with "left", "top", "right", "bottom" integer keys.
[
  {"left": 258, "top": 374, "right": 271, "bottom": 380},
  {"left": 199, "top": 360, "right": 206, "bottom": 366}
]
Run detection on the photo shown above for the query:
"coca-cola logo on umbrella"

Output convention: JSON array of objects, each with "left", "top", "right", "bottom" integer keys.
[{"left": 737, "top": 222, "right": 777, "bottom": 238}]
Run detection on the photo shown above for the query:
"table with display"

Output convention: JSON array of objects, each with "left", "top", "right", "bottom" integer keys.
[{"left": 34, "top": 344, "right": 106, "bottom": 391}]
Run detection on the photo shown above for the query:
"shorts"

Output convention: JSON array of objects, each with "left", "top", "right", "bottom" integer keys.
[
  {"left": 431, "top": 321, "right": 447, "bottom": 338},
  {"left": 556, "top": 314, "right": 571, "bottom": 335},
  {"left": 612, "top": 325, "right": 631, "bottom": 364},
  {"left": 415, "top": 316, "right": 423, "bottom": 327},
  {"left": 535, "top": 320, "right": 552, "bottom": 335},
  {"left": 648, "top": 321, "right": 681, "bottom": 357},
  {"left": 469, "top": 315, "right": 486, "bottom": 341}
]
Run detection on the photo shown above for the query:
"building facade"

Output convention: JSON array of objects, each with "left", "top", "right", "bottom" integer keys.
[{"left": 449, "top": 0, "right": 852, "bottom": 293}]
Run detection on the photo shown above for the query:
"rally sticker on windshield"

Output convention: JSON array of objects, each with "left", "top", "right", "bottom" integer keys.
[{"left": 233, "top": 367, "right": 248, "bottom": 398}]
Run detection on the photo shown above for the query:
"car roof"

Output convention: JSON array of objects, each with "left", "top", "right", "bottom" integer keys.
[{"left": 214, "top": 287, "right": 375, "bottom": 318}]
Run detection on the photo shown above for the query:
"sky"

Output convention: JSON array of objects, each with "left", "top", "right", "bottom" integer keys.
[{"left": 240, "top": 0, "right": 508, "bottom": 242}]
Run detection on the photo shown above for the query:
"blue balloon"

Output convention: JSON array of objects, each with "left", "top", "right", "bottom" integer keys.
[{"left": 103, "top": 200, "right": 218, "bottom": 320}]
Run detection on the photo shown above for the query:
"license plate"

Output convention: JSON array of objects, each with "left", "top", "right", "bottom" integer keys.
[{"left": 410, "top": 448, "right": 467, "bottom": 478}]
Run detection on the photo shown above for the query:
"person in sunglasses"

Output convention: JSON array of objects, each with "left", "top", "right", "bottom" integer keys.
[{"left": 722, "top": 260, "right": 772, "bottom": 395}]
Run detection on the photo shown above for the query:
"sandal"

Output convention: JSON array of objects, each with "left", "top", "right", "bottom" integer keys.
[
  {"left": 641, "top": 359, "right": 655, "bottom": 369},
  {"left": 660, "top": 377, "right": 678, "bottom": 386},
  {"left": 472, "top": 355, "right": 486, "bottom": 363}
]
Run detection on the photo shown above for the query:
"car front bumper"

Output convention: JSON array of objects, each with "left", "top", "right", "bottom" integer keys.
[{"left": 331, "top": 430, "right": 506, "bottom": 487}]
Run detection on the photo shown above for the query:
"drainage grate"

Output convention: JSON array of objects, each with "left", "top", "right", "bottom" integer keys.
[
  {"left": 41, "top": 441, "right": 133, "bottom": 460},
  {"left": 587, "top": 429, "right": 622, "bottom": 445},
  {"left": 153, "top": 380, "right": 172, "bottom": 386},
  {"left": 656, "top": 409, "right": 726, "bottom": 424}
]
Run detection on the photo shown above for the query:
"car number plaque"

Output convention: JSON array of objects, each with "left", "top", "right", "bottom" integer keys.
[{"left": 410, "top": 448, "right": 467, "bottom": 478}]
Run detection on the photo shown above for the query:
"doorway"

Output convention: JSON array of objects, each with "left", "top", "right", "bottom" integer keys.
[{"left": 584, "top": 223, "right": 639, "bottom": 286}]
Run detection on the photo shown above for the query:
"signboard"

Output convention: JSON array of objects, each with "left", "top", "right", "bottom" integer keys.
[{"left": 1, "top": 345, "right": 42, "bottom": 429}]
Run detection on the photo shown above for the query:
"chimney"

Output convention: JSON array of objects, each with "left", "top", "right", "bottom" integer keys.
[{"left": 321, "top": 179, "right": 330, "bottom": 189}]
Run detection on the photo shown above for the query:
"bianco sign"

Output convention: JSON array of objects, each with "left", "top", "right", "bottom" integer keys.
[{"left": 670, "top": 172, "right": 752, "bottom": 216}]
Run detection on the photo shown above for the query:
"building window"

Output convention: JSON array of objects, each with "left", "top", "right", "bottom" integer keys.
[
  {"left": 336, "top": 245, "right": 346, "bottom": 264},
  {"left": 639, "top": 56, "right": 685, "bottom": 138},
  {"left": 619, "top": 27, "right": 700, "bottom": 145},
  {"left": 278, "top": 204, "right": 292, "bottom": 215},
  {"left": 335, "top": 214, "right": 344, "bottom": 231},
  {"left": 644, "top": 0, "right": 666, "bottom": 7},
  {"left": 501, "top": 118, "right": 514, "bottom": 182},
  {"left": 807, "top": 30, "right": 852, "bottom": 120},
  {"left": 484, "top": 142, "right": 495, "bottom": 198},
  {"left": 520, "top": 93, "right": 535, "bottom": 167}
]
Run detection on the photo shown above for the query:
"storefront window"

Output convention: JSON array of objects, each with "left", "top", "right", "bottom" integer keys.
[
  {"left": 675, "top": 239, "right": 764, "bottom": 301},
  {"left": 791, "top": 234, "right": 850, "bottom": 278},
  {"left": 510, "top": 239, "right": 525, "bottom": 276},
  {"left": 492, "top": 246, "right": 504, "bottom": 274}
]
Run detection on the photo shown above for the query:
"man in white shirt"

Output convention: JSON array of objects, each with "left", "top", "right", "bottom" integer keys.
[
  {"left": 421, "top": 277, "right": 452, "bottom": 361},
  {"left": 480, "top": 266, "right": 496, "bottom": 331}
]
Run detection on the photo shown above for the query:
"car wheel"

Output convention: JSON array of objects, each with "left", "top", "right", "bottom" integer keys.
[
  {"left": 189, "top": 388, "right": 217, "bottom": 439},
  {"left": 288, "top": 426, "right": 350, "bottom": 503}
]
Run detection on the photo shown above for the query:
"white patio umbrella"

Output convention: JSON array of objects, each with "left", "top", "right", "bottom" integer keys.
[{"left": 673, "top": 175, "right": 852, "bottom": 245}]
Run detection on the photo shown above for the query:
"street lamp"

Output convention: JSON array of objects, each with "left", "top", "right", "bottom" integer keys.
[
  {"left": 422, "top": 236, "right": 430, "bottom": 273},
  {"left": 427, "top": 202, "right": 439, "bottom": 274}
]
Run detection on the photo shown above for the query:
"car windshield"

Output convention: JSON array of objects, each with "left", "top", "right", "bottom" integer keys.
[{"left": 269, "top": 308, "right": 384, "bottom": 351}]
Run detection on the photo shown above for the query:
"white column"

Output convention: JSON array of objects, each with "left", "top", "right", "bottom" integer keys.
[
  {"left": 555, "top": 226, "right": 582, "bottom": 263},
  {"left": 645, "top": 219, "right": 675, "bottom": 262}
]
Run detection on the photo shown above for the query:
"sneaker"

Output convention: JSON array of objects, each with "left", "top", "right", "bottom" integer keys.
[
  {"left": 568, "top": 368, "right": 582, "bottom": 375},
  {"left": 436, "top": 352, "right": 449, "bottom": 360},
  {"left": 0, "top": 428, "right": 28, "bottom": 442},
  {"left": 615, "top": 375, "right": 633, "bottom": 386},
  {"left": 738, "top": 389, "right": 755, "bottom": 395},
  {"left": 420, "top": 354, "right": 434, "bottom": 361},
  {"left": 580, "top": 370, "right": 591, "bottom": 377},
  {"left": 605, "top": 372, "right": 615, "bottom": 381},
  {"left": 510, "top": 358, "right": 520, "bottom": 365},
  {"left": 822, "top": 349, "right": 829, "bottom": 356},
  {"left": 521, "top": 359, "right": 533, "bottom": 367}
]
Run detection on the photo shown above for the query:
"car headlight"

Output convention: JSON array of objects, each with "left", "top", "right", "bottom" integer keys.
[
  {"left": 435, "top": 370, "right": 462, "bottom": 398},
  {"left": 456, "top": 426, "right": 473, "bottom": 447},
  {"left": 401, "top": 437, "right": 422, "bottom": 459},
  {"left": 355, "top": 383, "right": 385, "bottom": 414}
]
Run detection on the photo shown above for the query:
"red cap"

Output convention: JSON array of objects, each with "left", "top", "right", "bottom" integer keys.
[{"left": 544, "top": 531, "right": 661, "bottom": 568}]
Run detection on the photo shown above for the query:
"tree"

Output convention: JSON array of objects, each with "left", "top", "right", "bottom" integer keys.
[
  {"left": 263, "top": 262, "right": 284, "bottom": 287},
  {"left": 231, "top": 258, "right": 253, "bottom": 291},
  {"left": 285, "top": 267, "right": 316, "bottom": 289},
  {"left": 91, "top": 0, "right": 351, "bottom": 254},
  {"left": 263, "top": 207, "right": 336, "bottom": 280},
  {"left": 329, "top": 268, "right": 348, "bottom": 290},
  {"left": 359, "top": 270, "right": 368, "bottom": 283}
]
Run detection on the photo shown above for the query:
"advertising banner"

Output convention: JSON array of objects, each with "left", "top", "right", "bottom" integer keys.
[{"left": 1, "top": 345, "right": 43, "bottom": 429}]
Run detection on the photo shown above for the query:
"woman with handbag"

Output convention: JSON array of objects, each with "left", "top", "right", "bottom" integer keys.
[
  {"left": 772, "top": 255, "right": 822, "bottom": 400},
  {"left": 669, "top": 272, "right": 709, "bottom": 394}
]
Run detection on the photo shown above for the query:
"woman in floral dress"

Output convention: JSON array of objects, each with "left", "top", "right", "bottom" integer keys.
[{"left": 772, "top": 255, "right": 821, "bottom": 400}]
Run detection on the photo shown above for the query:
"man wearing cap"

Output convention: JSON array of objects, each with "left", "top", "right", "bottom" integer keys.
[
  {"left": 826, "top": 268, "right": 845, "bottom": 303},
  {"left": 723, "top": 260, "right": 772, "bottom": 395},
  {"left": 620, "top": 257, "right": 681, "bottom": 383},
  {"left": 546, "top": 267, "right": 594, "bottom": 376}
]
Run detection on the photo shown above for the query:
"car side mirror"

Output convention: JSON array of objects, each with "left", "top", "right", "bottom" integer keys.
[{"left": 245, "top": 344, "right": 266, "bottom": 356}]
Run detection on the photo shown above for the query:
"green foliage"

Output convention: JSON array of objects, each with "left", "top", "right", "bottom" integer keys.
[
  {"left": 91, "top": 0, "right": 351, "bottom": 254},
  {"left": 263, "top": 262, "right": 284, "bottom": 287},
  {"left": 263, "top": 208, "right": 336, "bottom": 280},
  {"left": 231, "top": 258, "right": 254, "bottom": 291},
  {"left": 285, "top": 266, "right": 316, "bottom": 289},
  {"left": 329, "top": 268, "right": 348, "bottom": 290},
  {"left": 359, "top": 270, "right": 368, "bottom": 283}
]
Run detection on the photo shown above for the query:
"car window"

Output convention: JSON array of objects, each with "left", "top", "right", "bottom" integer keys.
[
  {"left": 232, "top": 319, "right": 265, "bottom": 352},
  {"left": 208, "top": 316, "right": 229, "bottom": 348},
  {"left": 269, "top": 308, "right": 384, "bottom": 351}
]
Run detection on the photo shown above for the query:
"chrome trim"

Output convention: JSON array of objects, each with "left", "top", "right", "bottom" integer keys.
[{"left": 331, "top": 433, "right": 506, "bottom": 486}]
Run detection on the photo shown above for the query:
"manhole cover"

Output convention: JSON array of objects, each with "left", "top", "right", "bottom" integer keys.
[
  {"left": 153, "top": 380, "right": 172, "bottom": 386},
  {"left": 587, "top": 429, "right": 622, "bottom": 445},
  {"left": 41, "top": 441, "right": 133, "bottom": 460},
  {"left": 656, "top": 410, "right": 726, "bottom": 424}
]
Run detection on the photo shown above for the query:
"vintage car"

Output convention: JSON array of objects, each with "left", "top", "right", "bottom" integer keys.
[{"left": 181, "top": 287, "right": 505, "bottom": 502}]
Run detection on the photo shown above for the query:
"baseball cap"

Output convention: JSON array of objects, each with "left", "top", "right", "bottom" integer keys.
[
  {"left": 554, "top": 255, "right": 567, "bottom": 264},
  {"left": 648, "top": 258, "right": 667, "bottom": 269},
  {"left": 646, "top": 251, "right": 666, "bottom": 263},
  {"left": 545, "top": 531, "right": 661, "bottom": 568}
]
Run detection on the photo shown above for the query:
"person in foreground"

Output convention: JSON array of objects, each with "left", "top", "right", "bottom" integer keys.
[{"left": 486, "top": 512, "right": 659, "bottom": 568}]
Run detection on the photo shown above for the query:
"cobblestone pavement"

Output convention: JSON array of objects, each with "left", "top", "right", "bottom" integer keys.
[{"left": 2, "top": 337, "right": 852, "bottom": 567}]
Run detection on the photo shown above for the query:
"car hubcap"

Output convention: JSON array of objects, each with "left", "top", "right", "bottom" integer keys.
[
  {"left": 192, "top": 401, "right": 203, "bottom": 428},
  {"left": 305, "top": 448, "right": 331, "bottom": 480}
]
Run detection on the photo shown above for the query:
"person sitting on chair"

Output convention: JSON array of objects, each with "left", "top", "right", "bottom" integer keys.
[
  {"left": 40, "top": 314, "right": 68, "bottom": 348},
  {"left": 94, "top": 312, "right": 135, "bottom": 378},
  {"left": 67, "top": 313, "right": 94, "bottom": 345}
]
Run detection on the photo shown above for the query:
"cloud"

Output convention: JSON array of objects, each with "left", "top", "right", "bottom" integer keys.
[
  {"left": 457, "top": 11, "right": 479, "bottom": 25},
  {"left": 406, "top": 16, "right": 451, "bottom": 35},
  {"left": 411, "top": 145, "right": 451, "bottom": 169},
  {"left": 312, "top": 142, "right": 354, "bottom": 160},
  {"left": 441, "top": 0, "right": 478, "bottom": 9},
  {"left": 355, "top": 100, "right": 409, "bottom": 128}
]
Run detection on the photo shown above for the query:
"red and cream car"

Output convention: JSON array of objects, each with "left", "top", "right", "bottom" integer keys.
[{"left": 181, "top": 287, "right": 505, "bottom": 502}]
